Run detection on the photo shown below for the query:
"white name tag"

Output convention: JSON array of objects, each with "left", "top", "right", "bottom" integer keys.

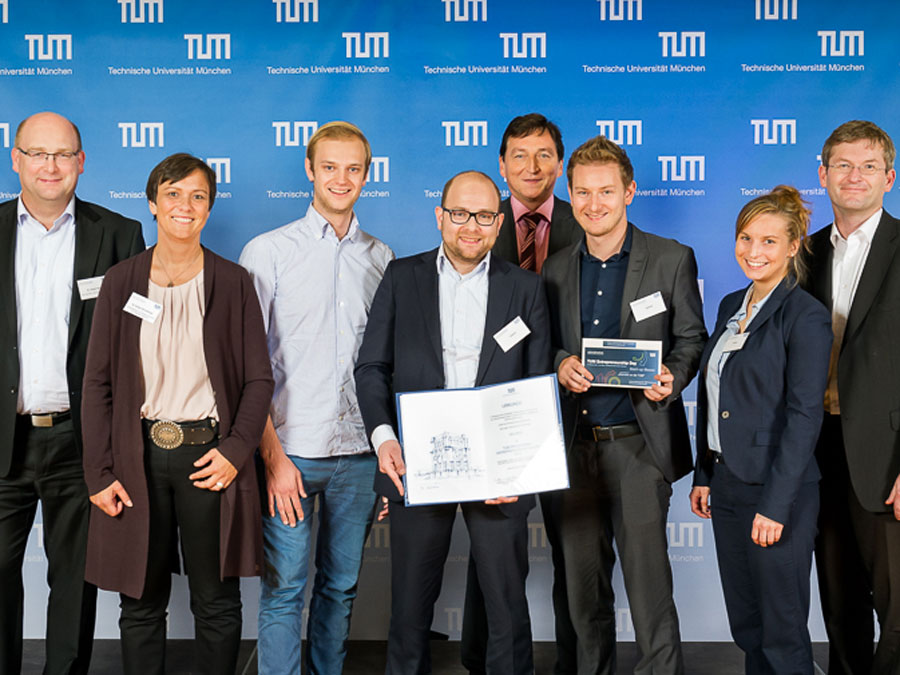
[
  {"left": 630, "top": 291, "right": 667, "bottom": 322},
  {"left": 76, "top": 275, "right": 104, "bottom": 301},
  {"left": 723, "top": 332, "right": 749, "bottom": 352},
  {"left": 493, "top": 315, "right": 531, "bottom": 352},
  {"left": 123, "top": 292, "right": 162, "bottom": 323}
]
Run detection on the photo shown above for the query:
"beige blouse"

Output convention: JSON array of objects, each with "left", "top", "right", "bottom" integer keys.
[{"left": 139, "top": 271, "right": 219, "bottom": 422}]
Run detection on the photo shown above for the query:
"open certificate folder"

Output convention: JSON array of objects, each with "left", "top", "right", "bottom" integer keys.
[{"left": 396, "top": 374, "right": 569, "bottom": 506}]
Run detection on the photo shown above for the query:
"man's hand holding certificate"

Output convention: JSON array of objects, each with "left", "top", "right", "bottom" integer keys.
[{"left": 395, "top": 374, "right": 568, "bottom": 506}]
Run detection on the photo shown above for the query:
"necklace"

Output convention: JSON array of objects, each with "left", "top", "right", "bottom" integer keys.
[{"left": 156, "top": 247, "right": 203, "bottom": 287}]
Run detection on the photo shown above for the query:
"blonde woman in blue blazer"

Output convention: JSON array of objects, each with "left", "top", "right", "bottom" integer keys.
[{"left": 690, "top": 186, "right": 832, "bottom": 675}]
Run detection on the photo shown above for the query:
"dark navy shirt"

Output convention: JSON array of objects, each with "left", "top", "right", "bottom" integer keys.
[{"left": 579, "top": 226, "right": 636, "bottom": 426}]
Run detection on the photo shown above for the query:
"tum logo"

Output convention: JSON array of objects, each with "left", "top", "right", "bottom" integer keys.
[
  {"left": 658, "top": 31, "right": 705, "bottom": 57},
  {"left": 184, "top": 33, "right": 231, "bottom": 59},
  {"left": 0, "top": 123, "right": 8, "bottom": 148},
  {"left": 445, "top": 607, "right": 462, "bottom": 633},
  {"left": 273, "top": 0, "right": 318, "bottom": 22},
  {"left": 366, "top": 157, "right": 390, "bottom": 183},
  {"left": 119, "top": 0, "right": 163, "bottom": 23},
  {"left": 598, "top": 0, "right": 642, "bottom": 21},
  {"left": 658, "top": 155, "right": 705, "bottom": 181},
  {"left": 442, "top": 120, "right": 488, "bottom": 147},
  {"left": 118, "top": 122, "right": 164, "bottom": 148},
  {"left": 443, "top": 0, "right": 487, "bottom": 21},
  {"left": 272, "top": 121, "right": 318, "bottom": 147},
  {"left": 528, "top": 522, "right": 548, "bottom": 548},
  {"left": 342, "top": 32, "right": 389, "bottom": 58},
  {"left": 818, "top": 30, "right": 864, "bottom": 56},
  {"left": 206, "top": 158, "right": 231, "bottom": 184},
  {"left": 750, "top": 119, "right": 796, "bottom": 145},
  {"left": 617, "top": 608, "right": 633, "bottom": 634},
  {"left": 596, "top": 120, "right": 643, "bottom": 145},
  {"left": 25, "top": 34, "right": 72, "bottom": 60},
  {"left": 667, "top": 522, "right": 704, "bottom": 548},
  {"left": 499, "top": 32, "right": 546, "bottom": 58},
  {"left": 1, "top": 0, "right": 7, "bottom": 24},
  {"left": 755, "top": 0, "right": 796, "bottom": 20},
  {"left": 365, "top": 523, "right": 390, "bottom": 548}
]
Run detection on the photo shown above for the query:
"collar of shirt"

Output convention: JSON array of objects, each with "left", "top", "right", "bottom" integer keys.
[
  {"left": 17, "top": 196, "right": 76, "bottom": 234},
  {"left": 829, "top": 208, "right": 882, "bottom": 252},
  {"left": 579, "top": 223, "right": 633, "bottom": 263},
  {"left": 510, "top": 193, "right": 554, "bottom": 225},
  {"left": 303, "top": 203, "right": 360, "bottom": 242},
  {"left": 725, "top": 283, "right": 776, "bottom": 332},
  {"left": 436, "top": 244, "right": 492, "bottom": 279}
]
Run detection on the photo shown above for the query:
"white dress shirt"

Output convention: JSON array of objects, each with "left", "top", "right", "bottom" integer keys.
[
  {"left": 240, "top": 204, "right": 394, "bottom": 458},
  {"left": 825, "top": 208, "right": 882, "bottom": 413},
  {"left": 15, "top": 197, "right": 76, "bottom": 414}
]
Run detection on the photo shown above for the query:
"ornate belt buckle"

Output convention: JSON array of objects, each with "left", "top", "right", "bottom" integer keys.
[{"left": 150, "top": 420, "right": 184, "bottom": 449}]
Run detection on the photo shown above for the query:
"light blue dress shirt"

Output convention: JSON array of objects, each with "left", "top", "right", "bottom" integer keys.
[
  {"left": 370, "top": 246, "right": 491, "bottom": 451},
  {"left": 15, "top": 197, "right": 76, "bottom": 414},
  {"left": 705, "top": 284, "right": 774, "bottom": 455},
  {"left": 240, "top": 204, "right": 394, "bottom": 458}
]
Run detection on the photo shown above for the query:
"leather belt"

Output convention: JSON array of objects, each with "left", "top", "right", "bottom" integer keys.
[
  {"left": 576, "top": 421, "right": 642, "bottom": 443},
  {"left": 142, "top": 418, "right": 218, "bottom": 450},
  {"left": 19, "top": 411, "right": 71, "bottom": 428}
]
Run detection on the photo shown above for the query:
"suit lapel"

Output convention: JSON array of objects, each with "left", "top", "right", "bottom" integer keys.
[
  {"left": 414, "top": 250, "right": 443, "bottom": 371},
  {"left": 808, "top": 228, "right": 833, "bottom": 309},
  {"left": 475, "top": 257, "right": 512, "bottom": 385},
  {"left": 844, "top": 212, "right": 900, "bottom": 345},
  {"left": 619, "top": 225, "right": 648, "bottom": 332},
  {"left": 0, "top": 205, "right": 18, "bottom": 344},
  {"left": 68, "top": 199, "right": 103, "bottom": 349}
]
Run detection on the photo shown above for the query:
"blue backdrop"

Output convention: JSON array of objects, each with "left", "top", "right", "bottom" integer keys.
[{"left": 2, "top": 0, "right": 897, "bottom": 643}]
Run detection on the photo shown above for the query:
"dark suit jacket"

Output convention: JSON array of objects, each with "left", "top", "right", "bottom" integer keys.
[
  {"left": 0, "top": 197, "right": 144, "bottom": 478},
  {"left": 81, "top": 247, "right": 274, "bottom": 598},
  {"left": 491, "top": 196, "right": 582, "bottom": 267},
  {"left": 804, "top": 210, "right": 900, "bottom": 513},
  {"left": 542, "top": 224, "right": 707, "bottom": 483},
  {"left": 693, "top": 278, "right": 832, "bottom": 524},
  {"left": 354, "top": 249, "right": 552, "bottom": 514}
]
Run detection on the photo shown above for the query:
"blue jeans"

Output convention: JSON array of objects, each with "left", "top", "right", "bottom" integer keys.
[{"left": 257, "top": 453, "right": 376, "bottom": 675}]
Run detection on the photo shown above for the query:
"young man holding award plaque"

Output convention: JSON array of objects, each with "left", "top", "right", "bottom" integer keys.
[{"left": 541, "top": 135, "right": 707, "bottom": 675}]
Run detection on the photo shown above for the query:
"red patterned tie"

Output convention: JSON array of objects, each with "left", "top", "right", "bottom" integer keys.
[{"left": 519, "top": 213, "right": 541, "bottom": 272}]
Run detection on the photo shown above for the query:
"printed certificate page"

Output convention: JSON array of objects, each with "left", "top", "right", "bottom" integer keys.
[{"left": 397, "top": 374, "right": 568, "bottom": 506}]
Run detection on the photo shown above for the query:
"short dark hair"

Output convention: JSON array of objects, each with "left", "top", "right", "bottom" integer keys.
[
  {"left": 440, "top": 170, "right": 501, "bottom": 209},
  {"left": 567, "top": 135, "right": 634, "bottom": 188},
  {"left": 822, "top": 120, "right": 896, "bottom": 169},
  {"left": 146, "top": 153, "right": 217, "bottom": 209},
  {"left": 499, "top": 113, "right": 564, "bottom": 160}
]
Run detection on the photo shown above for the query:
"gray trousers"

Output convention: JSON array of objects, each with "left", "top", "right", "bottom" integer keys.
[{"left": 559, "top": 432, "right": 684, "bottom": 675}]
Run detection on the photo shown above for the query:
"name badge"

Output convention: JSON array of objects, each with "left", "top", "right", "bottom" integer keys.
[
  {"left": 630, "top": 291, "right": 667, "bottom": 322},
  {"left": 76, "top": 275, "right": 104, "bottom": 301},
  {"left": 723, "top": 332, "right": 749, "bottom": 352},
  {"left": 123, "top": 292, "right": 162, "bottom": 323},
  {"left": 493, "top": 315, "right": 531, "bottom": 352}
]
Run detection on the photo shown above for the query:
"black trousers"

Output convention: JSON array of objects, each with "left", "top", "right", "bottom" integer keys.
[
  {"left": 461, "top": 489, "right": 577, "bottom": 674},
  {"left": 0, "top": 415, "right": 96, "bottom": 675},
  {"left": 119, "top": 435, "right": 241, "bottom": 675},
  {"left": 710, "top": 459, "right": 818, "bottom": 675},
  {"left": 815, "top": 414, "right": 900, "bottom": 675},
  {"left": 559, "top": 433, "right": 684, "bottom": 675},
  {"left": 386, "top": 500, "right": 533, "bottom": 675}
]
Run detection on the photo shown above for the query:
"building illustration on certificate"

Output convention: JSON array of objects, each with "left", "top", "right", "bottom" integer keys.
[{"left": 417, "top": 431, "right": 484, "bottom": 480}]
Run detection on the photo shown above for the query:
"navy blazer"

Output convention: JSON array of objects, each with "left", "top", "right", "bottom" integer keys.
[
  {"left": 354, "top": 248, "right": 552, "bottom": 513},
  {"left": 694, "top": 277, "right": 832, "bottom": 524}
]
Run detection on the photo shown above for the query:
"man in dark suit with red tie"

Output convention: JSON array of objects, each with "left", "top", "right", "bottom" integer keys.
[
  {"left": 804, "top": 120, "right": 900, "bottom": 674},
  {"left": 0, "top": 112, "right": 144, "bottom": 674}
]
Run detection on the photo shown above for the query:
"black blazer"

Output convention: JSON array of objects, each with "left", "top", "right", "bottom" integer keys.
[
  {"left": 804, "top": 210, "right": 900, "bottom": 512},
  {"left": 0, "top": 197, "right": 144, "bottom": 477},
  {"left": 542, "top": 224, "right": 707, "bottom": 483},
  {"left": 693, "top": 278, "right": 832, "bottom": 524},
  {"left": 354, "top": 249, "right": 552, "bottom": 513},
  {"left": 491, "top": 196, "right": 582, "bottom": 267}
]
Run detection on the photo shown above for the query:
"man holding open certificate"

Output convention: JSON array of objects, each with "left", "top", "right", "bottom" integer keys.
[
  {"left": 542, "top": 136, "right": 706, "bottom": 675},
  {"left": 355, "top": 171, "right": 552, "bottom": 675}
]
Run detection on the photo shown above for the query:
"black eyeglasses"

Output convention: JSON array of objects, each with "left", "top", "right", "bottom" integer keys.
[
  {"left": 16, "top": 148, "right": 81, "bottom": 164},
  {"left": 441, "top": 207, "right": 499, "bottom": 227}
]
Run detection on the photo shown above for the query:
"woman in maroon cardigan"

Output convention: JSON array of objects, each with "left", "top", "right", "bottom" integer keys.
[{"left": 81, "top": 153, "right": 273, "bottom": 675}]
